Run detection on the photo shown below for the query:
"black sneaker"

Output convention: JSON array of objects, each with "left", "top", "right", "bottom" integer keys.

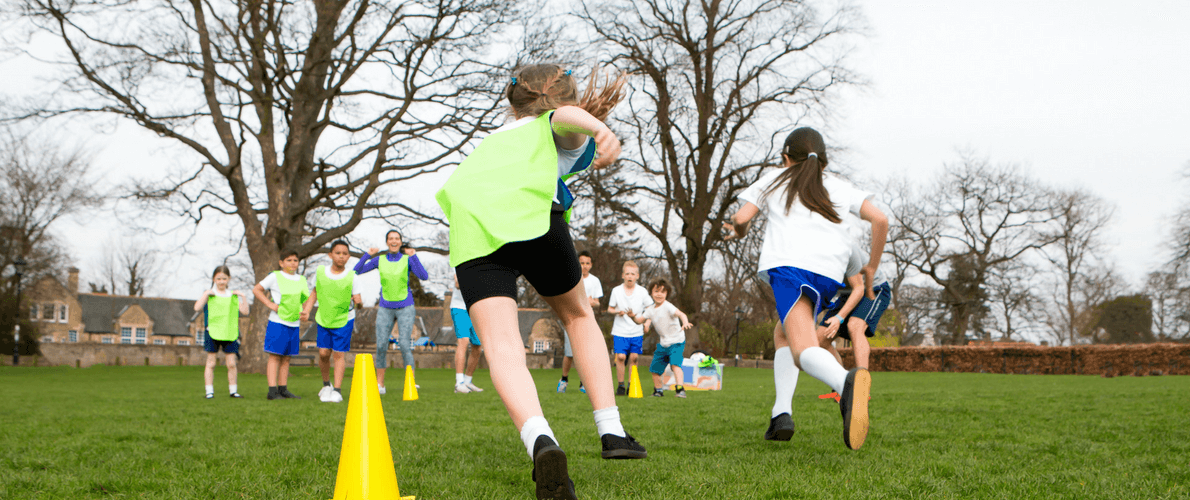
[
  {"left": 840, "top": 368, "right": 871, "bottom": 450},
  {"left": 531, "top": 436, "right": 576, "bottom": 500},
  {"left": 764, "top": 413, "right": 795, "bottom": 441},
  {"left": 600, "top": 433, "right": 647, "bottom": 459},
  {"left": 675, "top": 387, "right": 687, "bottom": 399},
  {"left": 230, "top": 392, "right": 243, "bottom": 399},
  {"left": 651, "top": 389, "right": 664, "bottom": 397},
  {"left": 616, "top": 384, "right": 627, "bottom": 396},
  {"left": 267, "top": 387, "right": 282, "bottom": 400},
  {"left": 279, "top": 387, "right": 301, "bottom": 399}
]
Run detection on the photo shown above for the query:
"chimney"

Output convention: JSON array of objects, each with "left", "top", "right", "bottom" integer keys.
[{"left": 67, "top": 267, "right": 80, "bottom": 294}]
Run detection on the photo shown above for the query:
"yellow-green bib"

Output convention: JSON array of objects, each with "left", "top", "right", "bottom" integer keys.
[
  {"left": 314, "top": 266, "right": 356, "bottom": 329},
  {"left": 274, "top": 271, "right": 310, "bottom": 323},
  {"left": 436, "top": 112, "right": 559, "bottom": 267},
  {"left": 205, "top": 294, "right": 239, "bottom": 341},
  {"left": 378, "top": 255, "right": 410, "bottom": 302}
]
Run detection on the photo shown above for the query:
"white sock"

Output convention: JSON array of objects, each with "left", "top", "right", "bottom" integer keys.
[
  {"left": 593, "top": 406, "right": 626, "bottom": 438},
  {"left": 464, "top": 374, "right": 473, "bottom": 385},
  {"left": 799, "top": 347, "right": 848, "bottom": 394},
  {"left": 519, "top": 416, "right": 557, "bottom": 459},
  {"left": 205, "top": 385, "right": 214, "bottom": 395},
  {"left": 229, "top": 384, "right": 238, "bottom": 395},
  {"left": 455, "top": 373, "right": 465, "bottom": 385},
  {"left": 772, "top": 347, "right": 799, "bottom": 418}
]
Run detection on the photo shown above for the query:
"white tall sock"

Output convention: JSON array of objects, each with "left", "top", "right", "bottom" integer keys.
[
  {"left": 593, "top": 406, "right": 626, "bottom": 438},
  {"left": 205, "top": 384, "right": 214, "bottom": 395},
  {"left": 455, "top": 373, "right": 465, "bottom": 385},
  {"left": 772, "top": 347, "right": 799, "bottom": 418},
  {"left": 464, "top": 374, "right": 473, "bottom": 385},
  {"left": 519, "top": 416, "right": 557, "bottom": 459},
  {"left": 229, "top": 384, "right": 238, "bottom": 395},
  {"left": 799, "top": 347, "right": 848, "bottom": 393}
]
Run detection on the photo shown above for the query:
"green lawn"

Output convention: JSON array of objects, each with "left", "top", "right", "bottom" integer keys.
[{"left": 1, "top": 365, "right": 1187, "bottom": 499}]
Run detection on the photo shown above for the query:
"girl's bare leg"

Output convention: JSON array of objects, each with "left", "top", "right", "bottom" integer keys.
[
  {"left": 470, "top": 296, "right": 543, "bottom": 429},
  {"left": 542, "top": 283, "right": 615, "bottom": 411}
]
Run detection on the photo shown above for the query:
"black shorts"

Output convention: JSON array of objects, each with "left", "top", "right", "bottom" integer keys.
[
  {"left": 455, "top": 210, "right": 582, "bottom": 309},
  {"left": 204, "top": 335, "right": 241, "bottom": 354},
  {"left": 820, "top": 282, "right": 892, "bottom": 341}
]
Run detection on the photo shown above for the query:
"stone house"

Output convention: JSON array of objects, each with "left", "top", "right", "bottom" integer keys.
[{"left": 25, "top": 268, "right": 204, "bottom": 346}]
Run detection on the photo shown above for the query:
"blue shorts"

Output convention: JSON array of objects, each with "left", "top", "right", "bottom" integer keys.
[
  {"left": 613, "top": 335, "right": 643, "bottom": 355},
  {"left": 450, "top": 308, "right": 481, "bottom": 346},
  {"left": 204, "top": 335, "right": 240, "bottom": 354},
  {"left": 763, "top": 267, "right": 843, "bottom": 324},
  {"left": 263, "top": 321, "right": 300, "bottom": 356},
  {"left": 650, "top": 342, "right": 685, "bottom": 375},
  {"left": 317, "top": 319, "right": 355, "bottom": 353},
  {"left": 821, "top": 282, "right": 892, "bottom": 340}
]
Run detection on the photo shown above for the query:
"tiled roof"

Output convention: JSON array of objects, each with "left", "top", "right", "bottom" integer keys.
[{"left": 77, "top": 294, "right": 197, "bottom": 337}]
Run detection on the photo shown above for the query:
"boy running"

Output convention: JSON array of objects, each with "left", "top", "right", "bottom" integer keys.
[
  {"left": 818, "top": 242, "right": 892, "bottom": 370},
  {"left": 302, "top": 240, "right": 363, "bottom": 403},
  {"left": 558, "top": 250, "right": 602, "bottom": 393},
  {"left": 626, "top": 280, "right": 692, "bottom": 397}
]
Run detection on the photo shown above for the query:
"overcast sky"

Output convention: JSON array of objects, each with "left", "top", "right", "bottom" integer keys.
[{"left": 4, "top": 0, "right": 1188, "bottom": 303}]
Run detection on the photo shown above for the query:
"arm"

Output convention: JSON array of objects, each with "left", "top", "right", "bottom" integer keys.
[
  {"left": 625, "top": 309, "right": 647, "bottom": 325},
  {"left": 859, "top": 200, "right": 889, "bottom": 299},
  {"left": 407, "top": 251, "right": 429, "bottom": 280},
  {"left": 253, "top": 284, "right": 279, "bottom": 312},
  {"left": 675, "top": 309, "right": 693, "bottom": 330},
  {"left": 235, "top": 291, "right": 250, "bottom": 315},
  {"left": 824, "top": 275, "right": 865, "bottom": 340},
  {"left": 722, "top": 202, "right": 761, "bottom": 241},
  {"left": 550, "top": 106, "right": 621, "bottom": 168},
  {"left": 352, "top": 293, "right": 363, "bottom": 307},
  {"left": 301, "top": 289, "right": 317, "bottom": 321},
  {"left": 353, "top": 253, "right": 380, "bottom": 274},
  {"left": 193, "top": 290, "right": 212, "bottom": 312}
]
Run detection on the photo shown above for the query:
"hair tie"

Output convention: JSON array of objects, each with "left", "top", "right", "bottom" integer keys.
[
  {"left": 511, "top": 76, "right": 517, "bottom": 85},
  {"left": 564, "top": 69, "right": 572, "bottom": 76},
  {"left": 807, "top": 152, "right": 818, "bottom": 158}
]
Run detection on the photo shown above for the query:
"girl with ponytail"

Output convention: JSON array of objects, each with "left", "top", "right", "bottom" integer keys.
[
  {"left": 723, "top": 127, "right": 888, "bottom": 451},
  {"left": 435, "top": 64, "right": 643, "bottom": 499},
  {"left": 194, "top": 265, "right": 250, "bottom": 399}
]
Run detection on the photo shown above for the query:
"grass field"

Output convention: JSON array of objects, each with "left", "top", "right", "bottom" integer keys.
[{"left": 1, "top": 365, "right": 1188, "bottom": 499}]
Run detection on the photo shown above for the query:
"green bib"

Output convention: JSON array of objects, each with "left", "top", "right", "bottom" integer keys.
[
  {"left": 314, "top": 266, "right": 356, "bottom": 329},
  {"left": 436, "top": 112, "right": 559, "bottom": 267},
  {"left": 378, "top": 255, "right": 411, "bottom": 302},
  {"left": 205, "top": 294, "right": 239, "bottom": 341},
  {"left": 274, "top": 271, "right": 310, "bottom": 323}
]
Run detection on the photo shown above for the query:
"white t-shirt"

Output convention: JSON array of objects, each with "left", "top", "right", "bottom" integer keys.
[
  {"left": 492, "top": 116, "right": 595, "bottom": 204},
  {"left": 583, "top": 274, "right": 604, "bottom": 303},
  {"left": 450, "top": 285, "right": 466, "bottom": 310},
  {"left": 257, "top": 271, "right": 307, "bottom": 327},
  {"left": 608, "top": 284, "right": 652, "bottom": 338},
  {"left": 642, "top": 301, "right": 684, "bottom": 347},
  {"left": 309, "top": 267, "right": 362, "bottom": 322},
  {"left": 739, "top": 172, "right": 873, "bottom": 283},
  {"left": 209, "top": 288, "right": 234, "bottom": 299}
]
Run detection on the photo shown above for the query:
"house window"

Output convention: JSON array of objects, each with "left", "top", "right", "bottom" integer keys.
[
  {"left": 102, "top": 337, "right": 113, "bottom": 344},
  {"left": 121, "top": 338, "right": 131, "bottom": 344},
  {"left": 68, "top": 330, "right": 78, "bottom": 342},
  {"left": 153, "top": 339, "right": 165, "bottom": 345},
  {"left": 196, "top": 330, "right": 205, "bottom": 345},
  {"left": 178, "top": 340, "right": 190, "bottom": 346},
  {"left": 533, "top": 340, "right": 549, "bottom": 353},
  {"left": 121, "top": 327, "right": 132, "bottom": 340},
  {"left": 41, "top": 336, "right": 53, "bottom": 343},
  {"left": 59, "top": 304, "right": 68, "bottom": 322},
  {"left": 136, "top": 328, "right": 147, "bottom": 339},
  {"left": 30, "top": 304, "right": 38, "bottom": 321},
  {"left": 42, "top": 303, "right": 55, "bottom": 320}
]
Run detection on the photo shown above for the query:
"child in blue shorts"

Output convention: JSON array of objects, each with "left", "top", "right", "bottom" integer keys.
[
  {"left": 817, "top": 242, "right": 892, "bottom": 370},
  {"left": 626, "top": 279, "right": 692, "bottom": 398},
  {"left": 450, "top": 275, "right": 484, "bottom": 393},
  {"left": 302, "top": 240, "right": 362, "bottom": 403},
  {"left": 607, "top": 260, "right": 652, "bottom": 396},
  {"left": 252, "top": 249, "right": 310, "bottom": 400}
]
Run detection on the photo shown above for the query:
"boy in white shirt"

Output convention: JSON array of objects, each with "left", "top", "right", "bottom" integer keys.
[
  {"left": 626, "top": 279, "right": 692, "bottom": 398},
  {"left": 301, "top": 240, "right": 363, "bottom": 403},
  {"left": 252, "top": 249, "right": 311, "bottom": 400},
  {"left": 558, "top": 250, "right": 603, "bottom": 393},
  {"left": 607, "top": 260, "right": 652, "bottom": 396}
]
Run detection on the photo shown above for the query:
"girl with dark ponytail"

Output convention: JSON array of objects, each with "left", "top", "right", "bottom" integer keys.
[
  {"left": 723, "top": 127, "right": 888, "bottom": 451},
  {"left": 194, "top": 265, "right": 250, "bottom": 399}
]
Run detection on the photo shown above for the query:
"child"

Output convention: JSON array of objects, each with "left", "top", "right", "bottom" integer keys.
[
  {"left": 626, "top": 280, "right": 692, "bottom": 398},
  {"left": 607, "top": 260, "right": 652, "bottom": 396},
  {"left": 194, "top": 265, "right": 250, "bottom": 399},
  {"left": 252, "top": 249, "right": 311, "bottom": 400},
  {"left": 436, "top": 64, "right": 644, "bottom": 500},
  {"left": 557, "top": 250, "right": 603, "bottom": 393},
  {"left": 723, "top": 127, "right": 888, "bottom": 450},
  {"left": 817, "top": 241, "right": 892, "bottom": 371},
  {"left": 450, "top": 275, "right": 484, "bottom": 393},
  {"left": 354, "top": 229, "right": 429, "bottom": 394},
  {"left": 302, "top": 240, "right": 363, "bottom": 403}
]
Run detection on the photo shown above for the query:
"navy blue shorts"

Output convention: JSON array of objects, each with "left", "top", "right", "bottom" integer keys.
[
  {"left": 263, "top": 321, "right": 300, "bottom": 356},
  {"left": 613, "top": 335, "right": 643, "bottom": 355},
  {"left": 204, "top": 335, "right": 240, "bottom": 354},
  {"left": 316, "top": 319, "right": 355, "bottom": 353},
  {"left": 821, "top": 282, "right": 892, "bottom": 340},
  {"left": 762, "top": 267, "right": 843, "bottom": 324}
]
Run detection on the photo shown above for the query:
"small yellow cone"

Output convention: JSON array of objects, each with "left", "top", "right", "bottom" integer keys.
[
  {"left": 402, "top": 365, "right": 419, "bottom": 401},
  {"left": 628, "top": 364, "right": 644, "bottom": 398},
  {"left": 330, "top": 354, "right": 414, "bottom": 500}
]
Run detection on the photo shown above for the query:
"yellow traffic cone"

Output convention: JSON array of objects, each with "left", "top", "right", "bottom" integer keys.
[
  {"left": 628, "top": 364, "right": 644, "bottom": 398},
  {"left": 330, "top": 353, "right": 414, "bottom": 500},
  {"left": 402, "top": 365, "right": 419, "bottom": 401}
]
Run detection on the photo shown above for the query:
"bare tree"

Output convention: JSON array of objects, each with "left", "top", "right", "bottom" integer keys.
[
  {"left": 985, "top": 260, "right": 1041, "bottom": 341},
  {"left": 572, "top": 0, "right": 861, "bottom": 323},
  {"left": 94, "top": 239, "right": 163, "bottom": 297},
  {"left": 14, "top": 0, "right": 525, "bottom": 371},
  {"left": 1039, "top": 188, "right": 1115, "bottom": 345},
  {"left": 1043, "top": 265, "right": 1122, "bottom": 345},
  {"left": 886, "top": 155, "right": 1060, "bottom": 344}
]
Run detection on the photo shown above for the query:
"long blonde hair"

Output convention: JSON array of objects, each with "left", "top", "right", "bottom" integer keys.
[{"left": 507, "top": 64, "right": 627, "bottom": 121}]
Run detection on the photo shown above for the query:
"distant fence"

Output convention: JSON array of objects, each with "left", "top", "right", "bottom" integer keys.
[{"left": 838, "top": 344, "right": 1190, "bottom": 376}]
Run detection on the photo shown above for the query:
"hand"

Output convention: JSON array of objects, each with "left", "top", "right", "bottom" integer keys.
[
  {"left": 861, "top": 265, "right": 877, "bottom": 300},
  {"left": 721, "top": 222, "right": 738, "bottom": 241},
  {"left": 404, "top": 247, "right": 416, "bottom": 256},
  {"left": 267, "top": 302, "right": 280, "bottom": 313},
  {"left": 617, "top": 310, "right": 627, "bottom": 316},
  {"left": 368, "top": 247, "right": 379, "bottom": 255},
  {"left": 823, "top": 316, "right": 841, "bottom": 339},
  {"left": 591, "top": 127, "right": 621, "bottom": 169},
  {"left": 300, "top": 310, "right": 310, "bottom": 321},
  {"left": 681, "top": 322, "right": 693, "bottom": 330},
  {"left": 234, "top": 290, "right": 247, "bottom": 299}
]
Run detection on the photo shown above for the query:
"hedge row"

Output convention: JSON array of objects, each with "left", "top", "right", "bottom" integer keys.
[{"left": 837, "top": 344, "right": 1190, "bottom": 376}]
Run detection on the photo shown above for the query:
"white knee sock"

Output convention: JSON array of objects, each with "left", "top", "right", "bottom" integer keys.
[
  {"left": 772, "top": 347, "right": 798, "bottom": 418},
  {"left": 799, "top": 347, "right": 848, "bottom": 394},
  {"left": 455, "top": 373, "right": 465, "bottom": 385},
  {"left": 464, "top": 374, "right": 473, "bottom": 385},
  {"left": 593, "top": 406, "right": 626, "bottom": 438},
  {"left": 229, "top": 384, "right": 238, "bottom": 395},
  {"left": 205, "top": 384, "right": 214, "bottom": 395},
  {"left": 519, "top": 416, "right": 557, "bottom": 459}
]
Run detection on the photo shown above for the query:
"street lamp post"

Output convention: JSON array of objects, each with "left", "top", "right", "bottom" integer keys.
[
  {"left": 732, "top": 307, "right": 744, "bottom": 367},
  {"left": 13, "top": 257, "right": 26, "bottom": 366}
]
